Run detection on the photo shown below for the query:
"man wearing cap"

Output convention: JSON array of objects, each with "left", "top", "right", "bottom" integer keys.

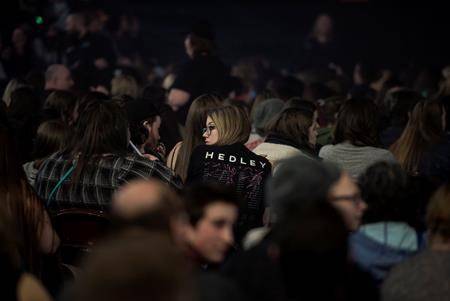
[
  {"left": 168, "top": 21, "right": 229, "bottom": 125},
  {"left": 125, "top": 99, "right": 165, "bottom": 161}
]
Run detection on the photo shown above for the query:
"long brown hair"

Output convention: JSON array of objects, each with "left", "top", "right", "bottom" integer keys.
[
  {"left": 266, "top": 108, "right": 315, "bottom": 152},
  {"left": 390, "top": 100, "right": 445, "bottom": 174},
  {"left": 0, "top": 122, "right": 46, "bottom": 275},
  {"left": 67, "top": 98, "right": 129, "bottom": 187},
  {"left": 174, "top": 94, "right": 222, "bottom": 181}
]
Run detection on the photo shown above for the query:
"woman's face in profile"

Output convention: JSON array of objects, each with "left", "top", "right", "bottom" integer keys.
[{"left": 203, "top": 116, "right": 219, "bottom": 145}]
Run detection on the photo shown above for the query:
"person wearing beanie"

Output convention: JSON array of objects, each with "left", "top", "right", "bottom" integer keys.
[
  {"left": 246, "top": 98, "right": 284, "bottom": 151},
  {"left": 125, "top": 99, "right": 165, "bottom": 161}
]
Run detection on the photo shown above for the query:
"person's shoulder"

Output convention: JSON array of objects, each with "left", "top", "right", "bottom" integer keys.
[
  {"left": 318, "top": 144, "right": 334, "bottom": 157},
  {"left": 369, "top": 146, "right": 396, "bottom": 161}
]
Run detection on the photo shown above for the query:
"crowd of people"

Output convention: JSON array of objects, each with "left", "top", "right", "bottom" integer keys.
[{"left": 1, "top": 2, "right": 450, "bottom": 301}]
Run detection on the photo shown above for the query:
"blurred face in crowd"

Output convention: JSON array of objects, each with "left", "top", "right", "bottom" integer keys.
[
  {"left": 54, "top": 66, "right": 74, "bottom": 91},
  {"left": 203, "top": 116, "right": 219, "bottom": 145},
  {"left": 308, "top": 110, "right": 319, "bottom": 146},
  {"left": 328, "top": 172, "right": 367, "bottom": 231},
  {"left": 144, "top": 115, "right": 161, "bottom": 147},
  {"left": 314, "top": 14, "right": 333, "bottom": 37},
  {"left": 187, "top": 201, "right": 237, "bottom": 263},
  {"left": 12, "top": 28, "right": 27, "bottom": 47}
]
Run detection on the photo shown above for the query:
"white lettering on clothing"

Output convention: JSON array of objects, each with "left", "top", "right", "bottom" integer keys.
[
  {"left": 240, "top": 157, "right": 247, "bottom": 165},
  {"left": 250, "top": 160, "right": 256, "bottom": 167},
  {"left": 218, "top": 153, "right": 225, "bottom": 161},
  {"left": 229, "top": 155, "right": 237, "bottom": 162},
  {"left": 260, "top": 162, "right": 266, "bottom": 168},
  {"left": 205, "top": 152, "right": 214, "bottom": 159}
]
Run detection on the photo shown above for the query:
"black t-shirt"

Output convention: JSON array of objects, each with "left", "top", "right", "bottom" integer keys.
[
  {"left": 171, "top": 54, "right": 229, "bottom": 124},
  {"left": 187, "top": 143, "right": 271, "bottom": 240}
]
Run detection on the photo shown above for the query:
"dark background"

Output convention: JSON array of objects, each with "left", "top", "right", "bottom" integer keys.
[{"left": 2, "top": 1, "right": 450, "bottom": 72}]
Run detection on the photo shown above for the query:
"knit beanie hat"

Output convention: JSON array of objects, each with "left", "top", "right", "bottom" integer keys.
[
  {"left": 266, "top": 155, "right": 341, "bottom": 223},
  {"left": 252, "top": 98, "right": 284, "bottom": 136}
]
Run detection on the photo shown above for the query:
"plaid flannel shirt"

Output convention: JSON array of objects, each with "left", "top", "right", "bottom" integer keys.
[{"left": 34, "top": 152, "right": 182, "bottom": 211}]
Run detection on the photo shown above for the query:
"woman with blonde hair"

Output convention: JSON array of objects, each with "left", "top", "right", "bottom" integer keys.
[
  {"left": 390, "top": 99, "right": 449, "bottom": 183},
  {"left": 166, "top": 94, "right": 222, "bottom": 181},
  {"left": 187, "top": 105, "right": 271, "bottom": 242}
]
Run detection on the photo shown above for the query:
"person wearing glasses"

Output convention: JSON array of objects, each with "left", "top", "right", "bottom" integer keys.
[{"left": 187, "top": 105, "right": 271, "bottom": 244}]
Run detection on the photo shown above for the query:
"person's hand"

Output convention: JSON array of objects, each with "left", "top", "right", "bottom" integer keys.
[{"left": 143, "top": 154, "right": 159, "bottom": 161}]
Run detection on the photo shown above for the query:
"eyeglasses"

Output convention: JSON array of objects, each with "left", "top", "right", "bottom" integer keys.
[
  {"left": 330, "top": 193, "right": 363, "bottom": 204},
  {"left": 202, "top": 125, "right": 216, "bottom": 135}
]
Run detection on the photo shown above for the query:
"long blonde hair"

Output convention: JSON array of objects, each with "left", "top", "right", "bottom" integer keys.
[
  {"left": 390, "top": 100, "right": 445, "bottom": 174},
  {"left": 208, "top": 105, "right": 251, "bottom": 146}
]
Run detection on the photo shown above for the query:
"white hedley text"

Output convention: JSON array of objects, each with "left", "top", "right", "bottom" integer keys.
[{"left": 205, "top": 152, "right": 266, "bottom": 168}]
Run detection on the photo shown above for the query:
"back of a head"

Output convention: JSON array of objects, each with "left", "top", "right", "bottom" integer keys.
[
  {"left": 359, "top": 162, "right": 413, "bottom": 224},
  {"left": 208, "top": 105, "right": 251, "bottom": 145},
  {"left": 43, "top": 90, "right": 77, "bottom": 123},
  {"left": 267, "top": 155, "right": 341, "bottom": 224},
  {"left": 111, "top": 75, "right": 139, "bottom": 99},
  {"left": 267, "top": 76, "right": 304, "bottom": 101},
  {"left": 273, "top": 202, "right": 349, "bottom": 300},
  {"left": 142, "top": 84, "right": 166, "bottom": 106},
  {"left": 390, "top": 99, "right": 445, "bottom": 174},
  {"left": 32, "top": 120, "right": 69, "bottom": 160},
  {"left": 66, "top": 232, "right": 192, "bottom": 301},
  {"left": 252, "top": 98, "right": 284, "bottom": 137},
  {"left": 267, "top": 107, "right": 314, "bottom": 149},
  {"left": 8, "top": 87, "right": 40, "bottom": 120},
  {"left": 283, "top": 97, "right": 317, "bottom": 112},
  {"left": 333, "top": 98, "right": 380, "bottom": 147},
  {"left": 2, "top": 78, "right": 27, "bottom": 107},
  {"left": 69, "top": 98, "right": 128, "bottom": 157},
  {"left": 384, "top": 89, "right": 423, "bottom": 127},
  {"left": 426, "top": 183, "right": 450, "bottom": 243},
  {"left": 112, "top": 179, "right": 183, "bottom": 234}
]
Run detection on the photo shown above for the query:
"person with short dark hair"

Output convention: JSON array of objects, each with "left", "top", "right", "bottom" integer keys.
[
  {"left": 125, "top": 99, "right": 165, "bottom": 161},
  {"left": 319, "top": 98, "right": 396, "bottom": 178},
  {"left": 350, "top": 162, "right": 419, "bottom": 284},
  {"left": 183, "top": 183, "right": 239, "bottom": 266}
]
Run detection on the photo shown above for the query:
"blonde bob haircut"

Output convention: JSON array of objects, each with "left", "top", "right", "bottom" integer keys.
[{"left": 208, "top": 105, "right": 251, "bottom": 145}]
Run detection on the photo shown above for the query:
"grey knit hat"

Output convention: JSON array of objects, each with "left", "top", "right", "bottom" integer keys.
[
  {"left": 252, "top": 98, "right": 284, "bottom": 136},
  {"left": 266, "top": 155, "right": 341, "bottom": 223}
]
